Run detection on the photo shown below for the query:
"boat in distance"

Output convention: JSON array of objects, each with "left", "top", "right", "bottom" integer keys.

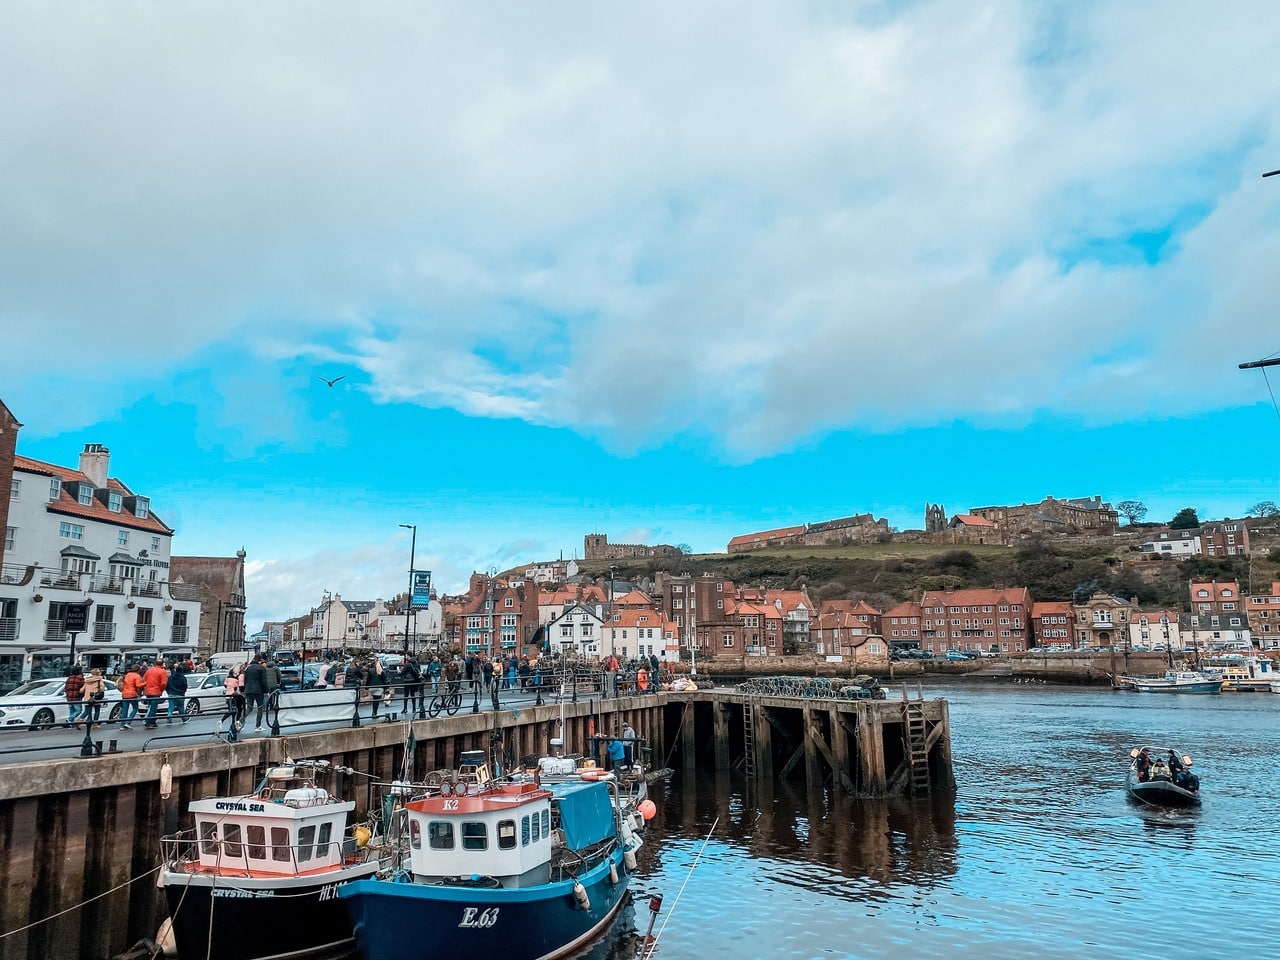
[
  {"left": 338, "top": 750, "right": 649, "bottom": 960},
  {"left": 158, "top": 759, "right": 384, "bottom": 960},
  {"left": 1121, "top": 670, "right": 1224, "bottom": 694},
  {"left": 1126, "top": 746, "right": 1201, "bottom": 808}
]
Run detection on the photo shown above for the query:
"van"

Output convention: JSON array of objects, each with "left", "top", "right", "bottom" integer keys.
[{"left": 207, "top": 651, "right": 253, "bottom": 671}]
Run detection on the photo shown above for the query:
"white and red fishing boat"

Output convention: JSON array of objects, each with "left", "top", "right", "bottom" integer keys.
[
  {"left": 339, "top": 750, "right": 650, "bottom": 960},
  {"left": 159, "top": 759, "right": 383, "bottom": 960}
]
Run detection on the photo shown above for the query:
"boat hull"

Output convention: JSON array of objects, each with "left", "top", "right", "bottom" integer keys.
[
  {"left": 1125, "top": 679, "right": 1223, "bottom": 694},
  {"left": 339, "top": 849, "right": 631, "bottom": 960},
  {"left": 162, "top": 862, "right": 379, "bottom": 960},
  {"left": 1126, "top": 772, "right": 1200, "bottom": 808}
]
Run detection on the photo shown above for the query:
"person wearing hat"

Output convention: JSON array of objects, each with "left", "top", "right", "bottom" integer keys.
[{"left": 621, "top": 721, "right": 638, "bottom": 771}]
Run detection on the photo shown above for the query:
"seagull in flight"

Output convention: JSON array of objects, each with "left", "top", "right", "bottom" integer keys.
[{"left": 317, "top": 375, "right": 346, "bottom": 388}]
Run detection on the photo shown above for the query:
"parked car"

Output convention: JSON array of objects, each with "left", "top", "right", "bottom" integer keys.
[
  {"left": 944, "top": 649, "right": 973, "bottom": 661},
  {"left": 0, "top": 678, "right": 124, "bottom": 730},
  {"left": 163, "top": 672, "right": 228, "bottom": 716},
  {"left": 279, "top": 665, "right": 321, "bottom": 691}
]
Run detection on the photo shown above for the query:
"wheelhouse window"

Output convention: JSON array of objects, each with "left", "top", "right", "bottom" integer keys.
[
  {"left": 541, "top": 809, "right": 550, "bottom": 836},
  {"left": 296, "top": 825, "right": 316, "bottom": 863},
  {"left": 461, "top": 822, "right": 488, "bottom": 850},
  {"left": 271, "top": 827, "right": 292, "bottom": 861},
  {"left": 317, "top": 822, "right": 333, "bottom": 857},
  {"left": 246, "top": 825, "right": 267, "bottom": 860},
  {"left": 223, "top": 823, "right": 243, "bottom": 859},
  {"left": 199, "top": 821, "right": 218, "bottom": 855},
  {"left": 429, "top": 822, "right": 455, "bottom": 849},
  {"left": 498, "top": 819, "right": 517, "bottom": 850},
  {"left": 410, "top": 819, "right": 422, "bottom": 849},
  {"left": 521, "top": 815, "right": 531, "bottom": 846}
]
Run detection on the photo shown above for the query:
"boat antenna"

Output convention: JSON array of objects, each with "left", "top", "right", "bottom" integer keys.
[{"left": 642, "top": 817, "right": 719, "bottom": 959}]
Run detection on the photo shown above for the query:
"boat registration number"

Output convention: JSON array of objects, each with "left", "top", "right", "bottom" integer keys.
[{"left": 459, "top": 907, "right": 500, "bottom": 929}]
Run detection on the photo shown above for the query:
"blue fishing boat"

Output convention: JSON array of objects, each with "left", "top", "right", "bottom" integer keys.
[{"left": 338, "top": 751, "right": 647, "bottom": 960}]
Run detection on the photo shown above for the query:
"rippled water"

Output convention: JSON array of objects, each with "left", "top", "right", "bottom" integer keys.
[{"left": 589, "top": 683, "right": 1280, "bottom": 960}]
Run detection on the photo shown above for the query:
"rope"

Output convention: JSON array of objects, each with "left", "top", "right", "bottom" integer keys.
[
  {"left": 0, "top": 863, "right": 164, "bottom": 940},
  {"left": 643, "top": 817, "right": 719, "bottom": 958}
]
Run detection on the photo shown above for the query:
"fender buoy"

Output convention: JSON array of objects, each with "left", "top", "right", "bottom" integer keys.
[
  {"left": 580, "top": 770, "right": 604, "bottom": 781},
  {"left": 573, "top": 880, "right": 590, "bottom": 911}
]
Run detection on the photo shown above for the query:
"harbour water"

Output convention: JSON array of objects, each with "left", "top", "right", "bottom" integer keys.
[{"left": 593, "top": 682, "right": 1280, "bottom": 960}]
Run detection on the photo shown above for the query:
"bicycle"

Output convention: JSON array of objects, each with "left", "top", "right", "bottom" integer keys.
[{"left": 427, "top": 687, "right": 463, "bottom": 717}]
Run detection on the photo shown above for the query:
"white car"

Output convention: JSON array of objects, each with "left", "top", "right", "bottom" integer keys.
[
  {"left": 162, "top": 672, "right": 228, "bottom": 716},
  {"left": 0, "top": 678, "right": 124, "bottom": 730}
]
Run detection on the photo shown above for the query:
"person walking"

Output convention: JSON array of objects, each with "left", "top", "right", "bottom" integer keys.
[
  {"left": 444, "top": 656, "right": 459, "bottom": 694},
  {"left": 368, "top": 658, "right": 386, "bottom": 718},
  {"left": 65, "top": 665, "right": 86, "bottom": 729},
  {"left": 142, "top": 659, "right": 169, "bottom": 730},
  {"left": 603, "top": 653, "right": 619, "bottom": 698},
  {"left": 119, "top": 662, "right": 143, "bottom": 730},
  {"left": 166, "top": 662, "right": 189, "bottom": 724},
  {"left": 243, "top": 656, "right": 268, "bottom": 732},
  {"left": 82, "top": 667, "right": 106, "bottom": 728},
  {"left": 428, "top": 655, "right": 441, "bottom": 695},
  {"left": 649, "top": 652, "right": 661, "bottom": 694},
  {"left": 401, "top": 656, "right": 423, "bottom": 716}
]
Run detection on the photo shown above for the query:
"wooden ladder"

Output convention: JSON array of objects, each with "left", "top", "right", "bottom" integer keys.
[
  {"left": 903, "top": 701, "right": 931, "bottom": 795},
  {"left": 742, "top": 701, "right": 756, "bottom": 780}
]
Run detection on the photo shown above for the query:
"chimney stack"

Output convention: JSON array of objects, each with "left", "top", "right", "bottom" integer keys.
[{"left": 79, "top": 443, "right": 110, "bottom": 488}]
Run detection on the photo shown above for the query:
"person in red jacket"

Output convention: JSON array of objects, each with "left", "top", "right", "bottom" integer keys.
[
  {"left": 119, "top": 663, "right": 145, "bottom": 730},
  {"left": 142, "top": 659, "right": 169, "bottom": 730}
]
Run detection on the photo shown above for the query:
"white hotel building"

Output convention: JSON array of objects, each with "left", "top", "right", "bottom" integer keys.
[{"left": 1, "top": 443, "right": 201, "bottom": 688}]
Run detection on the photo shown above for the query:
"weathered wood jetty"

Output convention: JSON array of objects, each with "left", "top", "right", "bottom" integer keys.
[{"left": 0, "top": 682, "right": 951, "bottom": 960}]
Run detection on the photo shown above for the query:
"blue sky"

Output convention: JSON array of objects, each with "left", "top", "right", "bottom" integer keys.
[{"left": 4, "top": 2, "right": 1280, "bottom": 630}]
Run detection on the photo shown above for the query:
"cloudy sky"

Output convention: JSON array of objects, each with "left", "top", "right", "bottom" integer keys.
[{"left": 5, "top": 2, "right": 1280, "bottom": 631}]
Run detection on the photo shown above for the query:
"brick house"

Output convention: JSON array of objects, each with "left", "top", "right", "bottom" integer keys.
[
  {"left": 1031, "top": 600, "right": 1073, "bottom": 649},
  {"left": 919, "top": 587, "right": 1032, "bottom": 654}
]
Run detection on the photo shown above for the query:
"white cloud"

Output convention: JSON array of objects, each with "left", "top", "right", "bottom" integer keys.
[{"left": 4, "top": 1, "right": 1279, "bottom": 456}]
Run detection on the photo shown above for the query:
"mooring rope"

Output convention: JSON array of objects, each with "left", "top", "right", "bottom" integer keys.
[{"left": 0, "top": 863, "right": 164, "bottom": 940}]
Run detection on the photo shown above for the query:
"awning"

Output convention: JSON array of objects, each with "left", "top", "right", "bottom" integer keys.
[{"left": 60, "top": 545, "right": 101, "bottom": 560}]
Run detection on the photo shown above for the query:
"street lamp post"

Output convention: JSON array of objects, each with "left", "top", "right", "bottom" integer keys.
[{"left": 399, "top": 524, "right": 417, "bottom": 658}]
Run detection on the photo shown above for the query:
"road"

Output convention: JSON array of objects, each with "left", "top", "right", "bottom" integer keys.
[{"left": 0, "top": 682, "right": 606, "bottom": 766}]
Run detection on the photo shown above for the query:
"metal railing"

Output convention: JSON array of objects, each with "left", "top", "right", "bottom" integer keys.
[
  {"left": 160, "top": 828, "right": 372, "bottom": 878},
  {"left": 0, "top": 618, "right": 19, "bottom": 641},
  {"left": 39, "top": 573, "right": 79, "bottom": 590},
  {"left": 134, "top": 625, "right": 156, "bottom": 643},
  {"left": 170, "top": 626, "right": 189, "bottom": 643},
  {"left": 44, "top": 620, "right": 69, "bottom": 642},
  {"left": 93, "top": 622, "right": 116, "bottom": 641}
]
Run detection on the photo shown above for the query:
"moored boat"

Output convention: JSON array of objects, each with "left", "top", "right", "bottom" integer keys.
[
  {"left": 1200, "top": 654, "right": 1279, "bottom": 692},
  {"left": 159, "top": 759, "right": 384, "bottom": 960},
  {"left": 1121, "top": 670, "right": 1224, "bottom": 694},
  {"left": 1126, "top": 746, "right": 1201, "bottom": 807},
  {"left": 338, "top": 750, "right": 649, "bottom": 960}
]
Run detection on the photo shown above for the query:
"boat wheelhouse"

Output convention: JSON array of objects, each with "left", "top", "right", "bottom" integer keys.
[{"left": 340, "top": 750, "right": 645, "bottom": 960}]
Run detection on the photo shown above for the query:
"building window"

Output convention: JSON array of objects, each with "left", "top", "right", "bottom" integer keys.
[
  {"left": 48, "top": 479, "right": 60, "bottom": 500},
  {"left": 118, "top": 530, "right": 129, "bottom": 547},
  {"left": 76, "top": 485, "right": 93, "bottom": 506},
  {"left": 134, "top": 497, "right": 150, "bottom": 519},
  {"left": 3, "top": 526, "right": 13, "bottom": 550},
  {"left": 722, "top": 633, "right": 735, "bottom": 647},
  {"left": 151, "top": 536, "right": 161, "bottom": 551},
  {"left": 107, "top": 490, "right": 122, "bottom": 512},
  {"left": 59, "top": 522, "right": 85, "bottom": 541},
  {"left": 505, "top": 597, "right": 513, "bottom": 607},
  {"left": 9, "top": 478, "right": 19, "bottom": 499}
]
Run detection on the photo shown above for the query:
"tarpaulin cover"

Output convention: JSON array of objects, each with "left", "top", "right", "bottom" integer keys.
[{"left": 550, "top": 780, "right": 617, "bottom": 850}]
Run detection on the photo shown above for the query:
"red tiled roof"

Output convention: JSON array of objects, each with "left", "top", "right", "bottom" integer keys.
[
  {"left": 15, "top": 454, "right": 174, "bottom": 536},
  {"left": 728, "top": 525, "right": 806, "bottom": 548},
  {"left": 952, "top": 513, "right": 996, "bottom": 527},
  {"left": 1032, "top": 601, "right": 1073, "bottom": 616}
]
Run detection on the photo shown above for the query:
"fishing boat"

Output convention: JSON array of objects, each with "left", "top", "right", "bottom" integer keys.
[
  {"left": 159, "top": 759, "right": 384, "bottom": 960},
  {"left": 338, "top": 749, "right": 649, "bottom": 960},
  {"left": 1200, "top": 654, "right": 1279, "bottom": 692},
  {"left": 1121, "top": 670, "right": 1224, "bottom": 694},
  {"left": 1126, "top": 746, "right": 1201, "bottom": 807}
]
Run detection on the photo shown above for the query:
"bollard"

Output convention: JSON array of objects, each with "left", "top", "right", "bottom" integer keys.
[{"left": 108, "top": 739, "right": 120, "bottom": 754}]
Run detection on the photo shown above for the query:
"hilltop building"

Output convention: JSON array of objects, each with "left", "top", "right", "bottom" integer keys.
[
  {"left": 966, "top": 495, "right": 1119, "bottom": 537},
  {"left": 728, "top": 513, "right": 890, "bottom": 553},
  {"left": 583, "top": 534, "right": 681, "bottom": 561}
]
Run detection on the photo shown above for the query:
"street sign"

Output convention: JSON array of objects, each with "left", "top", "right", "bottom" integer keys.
[
  {"left": 64, "top": 603, "right": 89, "bottom": 634},
  {"left": 411, "top": 570, "right": 432, "bottom": 607}
]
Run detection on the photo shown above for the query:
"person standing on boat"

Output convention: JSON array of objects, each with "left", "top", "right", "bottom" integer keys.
[
  {"left": 606, "top": 730, "right": 626, "bottom": 771},
  {"left": 1134, "top": 747, "right": 1152, "bottom": 782},
  {"left": 621, "top": 721, "right": 638, "bottom": 770}
]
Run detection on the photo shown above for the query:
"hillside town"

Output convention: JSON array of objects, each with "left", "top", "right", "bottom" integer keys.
[{"left": 2, "top": 396, "right": 1277, "bottom": 691}]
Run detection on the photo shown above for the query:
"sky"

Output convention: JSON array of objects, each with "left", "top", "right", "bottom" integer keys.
[{"left": 4, "top": 2, "right": 1280, "bottom": 632}]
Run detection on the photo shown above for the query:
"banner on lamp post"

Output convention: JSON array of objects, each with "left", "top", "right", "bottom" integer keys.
[{"left": 411, "top": 570, "right": 432, "bottom": 608}]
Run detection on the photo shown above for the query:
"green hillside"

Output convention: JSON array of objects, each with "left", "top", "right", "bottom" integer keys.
[{"left": 581, "top": 538, "right": 1277, "bottom": 611}]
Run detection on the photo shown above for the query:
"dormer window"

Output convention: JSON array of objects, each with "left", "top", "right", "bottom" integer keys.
[
  {"left": 49, "top": 478, "right": 61, "bottom": 500},
  {"left": 1197, "top": 589, "right": 1209, "bottom": 598},
  {"left": 78, "top": 485, "right": 94, "bottom": 506},
  {"left": 505, "top": 597, "right": 513, "bottom": 608},
  {"left": 135, "top": 497, "right": 149, "bottom": 519},
  {"left": 1222, "top": 589, "right": 1233, "bottom": 597},
  {"left": 108, "top": 491, "right": 122, "bottom": 512}
]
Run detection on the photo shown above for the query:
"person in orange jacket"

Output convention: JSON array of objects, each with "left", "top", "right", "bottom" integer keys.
[
  {"left": 142, "top": 658, "right": 170, "bottom": 730},
  {"left": 119, "top": 663, "right": 145, "bottom": 730}
]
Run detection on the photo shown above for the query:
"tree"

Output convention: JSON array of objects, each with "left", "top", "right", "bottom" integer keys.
[
  {"left": 1115, "top": 500, "right": 1148, "bottom": 525},
  {"left": 1246, "top": 500, "right": 1279, "bottom": 518},
  {"left": 1169, "top": 507, "right": 1200, "bottom": 529}
]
